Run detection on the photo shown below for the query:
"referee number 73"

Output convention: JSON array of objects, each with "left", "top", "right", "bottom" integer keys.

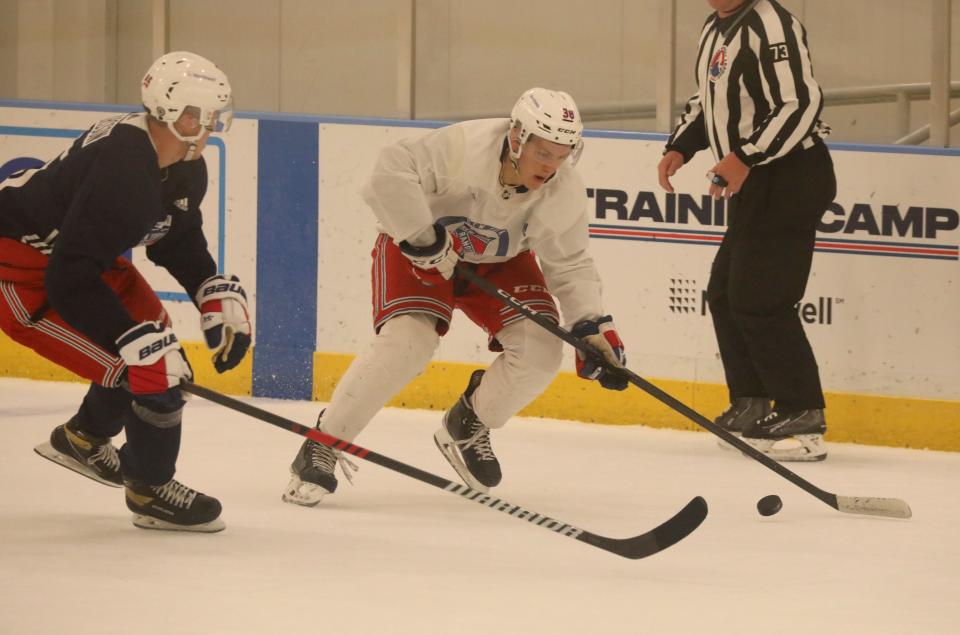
[{"left": 768, "top": 43, "right": 790, "bottom": 61}]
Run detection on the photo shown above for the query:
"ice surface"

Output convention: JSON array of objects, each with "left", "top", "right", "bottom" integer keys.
[{"left": 1, "top": 378, "right": 956, "bottom": 634}]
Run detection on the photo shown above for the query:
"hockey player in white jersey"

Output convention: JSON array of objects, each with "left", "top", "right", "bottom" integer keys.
[{"left": 284, "top": 88, "right": 628, "bottom": 505}]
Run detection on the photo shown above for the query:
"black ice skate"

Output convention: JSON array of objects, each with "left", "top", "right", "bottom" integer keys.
[
  {"left": 713, "top": 397, "right": 771, "bottom": 451},
  {"left": 34, "top": 417, "right": 123, "bottom": 487},
  {"left": 742, "top": 409, "right": 828, "bottom": 462},
  {"left": 434, "top": 370, "right": 502, "bottom": 492},
  {"left": 124, "top": 478, "right": 225, "bottom": 532},
  {"left": 283, "top": 412, "right": 357, "bottom": 507}
]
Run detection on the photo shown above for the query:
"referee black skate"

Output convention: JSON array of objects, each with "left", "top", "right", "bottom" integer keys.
[{"left": 657, "top": 0, "right": 836, "bottom": 461}]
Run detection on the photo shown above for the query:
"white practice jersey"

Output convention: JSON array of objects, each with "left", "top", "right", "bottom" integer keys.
[{"left": 361, "top": 118, "right": 603, "bottom": 325}]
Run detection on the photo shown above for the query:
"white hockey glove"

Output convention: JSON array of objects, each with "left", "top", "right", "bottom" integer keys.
[
  {"left": 571, "top": 315, "right": 628, "bottom": 391},
  {"left": 399, "top": 224, "right": 464, "bottom": 286},
  {"left": 117, "top": 321, "right": 193, "bottom": 394},
  {"left": 196, "top": 274, "right": 252, "bottom": 373}
]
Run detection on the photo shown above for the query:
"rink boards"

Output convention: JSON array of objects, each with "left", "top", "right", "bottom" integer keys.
[{"left": 0, "top": 101, "right": 957, "bottom": 451}]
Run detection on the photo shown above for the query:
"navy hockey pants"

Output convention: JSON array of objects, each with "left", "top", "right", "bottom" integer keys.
[{"left": 705, "top": 139, "right": 837, "bottom": 413}]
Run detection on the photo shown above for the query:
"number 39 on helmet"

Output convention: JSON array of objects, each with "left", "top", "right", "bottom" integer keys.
[
  {"left": 508, "top": 87, "right": 584, "bottom": 163},
  {"left": 141, "top": 51, "right": 234, "bottom": 142}
]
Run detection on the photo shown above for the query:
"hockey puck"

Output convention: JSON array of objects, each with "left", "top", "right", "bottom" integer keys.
[{"left": 757, "top": 494, "right": 782, "bottom": 516}]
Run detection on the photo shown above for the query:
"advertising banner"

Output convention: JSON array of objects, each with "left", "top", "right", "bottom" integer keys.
[{"left": 316, "top": 124, "right": 960, "bottom": 401}]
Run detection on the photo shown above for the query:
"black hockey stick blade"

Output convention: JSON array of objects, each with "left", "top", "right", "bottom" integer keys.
[
  {"left": 180, "top": 381, "right": 708, "bottom": 559},
  {"left": 577, "top": 495, "right": 707, "bottom": 559},
  {"left": 454, "top": 264, "right": 912, "bottom": 520}
]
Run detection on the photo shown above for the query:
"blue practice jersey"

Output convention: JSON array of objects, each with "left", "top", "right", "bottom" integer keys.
[{"left": 0, "top": 112, "right": 217, "bottom": 351}]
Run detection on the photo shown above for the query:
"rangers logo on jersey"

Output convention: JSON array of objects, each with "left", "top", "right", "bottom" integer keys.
[
  {"left": 709, "top": 46, "right": 727, "bottom": 82},
  {"left": 446, "top": 219, "right": 511, "bottom": 257}
]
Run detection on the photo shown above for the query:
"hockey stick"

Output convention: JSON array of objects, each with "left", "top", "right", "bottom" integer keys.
[
  {"left": 455, "top": 264, "right": 912, "bottom": 520},
  {"left": 180, "top": 381, "right": 708, "bottom": 559}
]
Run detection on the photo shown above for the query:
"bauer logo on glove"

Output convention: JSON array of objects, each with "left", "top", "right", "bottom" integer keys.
[
  {"left": 137, "top": 332, "right": 179, "bottom": 361},
  {"left": 200, "top": 278, "right": 246, "bottom": 300},
  {"left": 117, "top": 321, "right": 193, "bottom": 394},
  {"left": 196, "top": 274, "right": 252, "bottom": 373},
  {"left": 571, "top": 315, "right": 628, "bottom": 391}
]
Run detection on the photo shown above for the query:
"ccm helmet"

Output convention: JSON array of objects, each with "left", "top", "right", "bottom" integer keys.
[
  {"left": 508, "top": 87, "right": 583, "bottom": 162},
  {"left": 141, "top": 51, "right": 233, "bottom": 142}
]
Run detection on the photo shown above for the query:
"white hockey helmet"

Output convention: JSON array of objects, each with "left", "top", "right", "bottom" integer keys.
[
  {"left": 508, "top": 87, "right": 584, "bottom": 162},
  {"left": 141, "top": 51, "right": 233, "bottom": 142}
]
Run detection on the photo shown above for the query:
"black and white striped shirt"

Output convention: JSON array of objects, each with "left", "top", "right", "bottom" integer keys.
[{"left": 665, "top": 0, "right": 828, "bottom": 167}]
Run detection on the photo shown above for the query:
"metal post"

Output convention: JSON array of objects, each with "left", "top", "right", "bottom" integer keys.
[
  {"left": 656, "top": 0, "right": 677, "bottom": 133},
  {"left": 104, "top": 0, "right": 118, "bottom": 103},
  {"left": 895, "top": 91, "right": 911, "bottom": 139},
  {"left": 396, "top": 0, "right": 416, "bottom": 119},
  {"left": 16, "top": 0, "right": 54, "bottom": 99},
  {"left": 930, "top": 0, "right": 951, "bottom": 146},
  {"left": 151, "top": 0, "right": 167, "bottom": 62}
]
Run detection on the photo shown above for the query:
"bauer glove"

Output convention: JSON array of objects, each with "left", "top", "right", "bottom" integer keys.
[
  {"left": 399, "top": 223, "right": 464, "bottom": 286},
  {"left": 571, "top": 315, "right": 628, "bottom": 391},
  {"left": 196, "top": 274, "right": 252, "bottom": 373},
  {"left": 117, "top": 321, "right": 193, "bottom": 394}
]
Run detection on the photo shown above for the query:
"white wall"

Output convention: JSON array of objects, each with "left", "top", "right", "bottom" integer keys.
[
  {"left": 0, "top": 0, "right": 958, "bottom": 145},
  {"left": 0, "top": 0, "right": 18, "bottom": 96}
]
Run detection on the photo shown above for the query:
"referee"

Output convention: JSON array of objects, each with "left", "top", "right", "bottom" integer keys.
[{"left": 657, "top": 0, "right": 837, "bottom": 461}]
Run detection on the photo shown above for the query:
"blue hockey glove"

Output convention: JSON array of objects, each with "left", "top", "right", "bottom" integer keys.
[
  {"left": 571, "top": 315, "right": 628, "bottom": 391},
  {"left": 399, "top": 224, "right": 464, "bottom": 286},
  {"left": 196, "top": 274, "right": 251, "bottom": 373}
]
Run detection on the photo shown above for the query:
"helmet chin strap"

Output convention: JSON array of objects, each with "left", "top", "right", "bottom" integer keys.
[{"left": 165, "top": 120, "right": 203, "bottom": 161}]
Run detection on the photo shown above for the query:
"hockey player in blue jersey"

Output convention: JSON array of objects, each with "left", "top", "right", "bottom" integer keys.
[{"left": 0, "top": 52, "right": 251, "bottom": 531}]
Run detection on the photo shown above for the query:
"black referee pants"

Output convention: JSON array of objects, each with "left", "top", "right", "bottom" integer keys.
[{"left": 705, "top": 140, "right": 836, "bottom": 413}]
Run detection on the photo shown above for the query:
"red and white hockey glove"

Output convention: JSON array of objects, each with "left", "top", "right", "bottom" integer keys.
[
  {"left": 571, "top": 315, "right": 628, "bottom": 391},
  {"left": 399, "top": 224, "right": 464, "bottom": 286},
  {"left": 117, "top": 321, "right": 193, "bottom": 394},
  {"left": 196, "top": 274, "right": 251, "bottom": 373}
]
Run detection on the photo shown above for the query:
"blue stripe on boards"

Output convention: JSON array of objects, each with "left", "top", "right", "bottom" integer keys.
[
  {"left": 2, "top": 99, "right": 960, "bottom": 157},
  {"left": 254, "top": 120, "right": 318, "bottom": 400}
]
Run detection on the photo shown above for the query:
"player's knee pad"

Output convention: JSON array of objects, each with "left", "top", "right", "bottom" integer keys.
[
  {"left": 496, "top": 319, "right": 563, "bottom": 377},
  {"left": 375, "top": 313, "right": 440, "bottom": 371},
  {"left": 130, "top": 389, "right": 185, "bottom": 428}
]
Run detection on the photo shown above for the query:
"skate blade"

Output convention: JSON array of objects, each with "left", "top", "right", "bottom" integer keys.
[
  {"left": 742, "top": 435, "right": 827, "bottom": 462},
  {"left": 282, "top": 473, "right": 332, "bottom": 507},
  {"left": 716, "top": 433, "right": 743, "bottom": 451},
  {"left": 433, "top": 429, "right": 489, "bottom": 494},
  {"left": 131, "top": 513, "right": 225, "bottom": 533},
  {"left": 34, "top": 442, "right": 123, "bottom": 488}
]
